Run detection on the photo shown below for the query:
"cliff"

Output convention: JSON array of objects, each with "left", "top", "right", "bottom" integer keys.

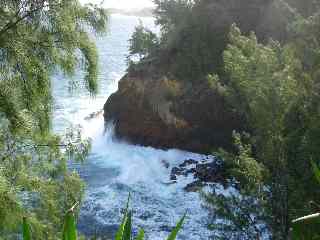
[{"left": 104, "top": 64, "right": 246, "bottom": 152}]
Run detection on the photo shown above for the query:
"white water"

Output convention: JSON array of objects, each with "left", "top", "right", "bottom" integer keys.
[{"left": 52, "top": 14, "right": 212, "bottom": 239}]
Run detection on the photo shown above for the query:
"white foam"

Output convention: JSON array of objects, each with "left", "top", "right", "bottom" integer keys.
[{"left": 78, "top": 115, "right": 213, "bottom": 239}]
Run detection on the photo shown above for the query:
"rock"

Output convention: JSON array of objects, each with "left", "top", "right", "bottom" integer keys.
[
  {"left": 171, "top": 167, "right": 181, "bottom": 175},
  {"left": 169, "top": 158, "right": 228, "bottom": 191},
  {"left": 170, "top": 174, "right": 177, "bottom": 181},
  {"left": 194, "top": 161, "right": 226, "bottom": 183},
  {"left": 159, "top": 225, "right": 173, "bottom": 232},
  {"left": 139, "top": 211, "right": 155, "bottom": 220},
  {"left": 161, "top": 159, "right": 170, "bottom": 169},
  {"left": 179, "top": 159, "right": 197, "bottom": 168},
  {"left": 170, "top": 160, "right": 196, "bottom": 181},
  {"left": 84, "top": 110, "right": 103, "bottom": 120},
  {"left": 184, "top": 181, "right": 204, "bottom": 192},
  {"left": 185, "top": 168, "right": 196, "bottom": 175},
  {"left": 162, "top": 180, "right": 176, "bottom": 185},
  {"left": 104, "top": 64, "right": 246, "bottom": 152}
]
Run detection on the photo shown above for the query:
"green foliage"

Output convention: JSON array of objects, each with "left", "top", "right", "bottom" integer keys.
[
  {"left": 23, "top": 217, "right": 32, "bottom": 240},
  {"left": 291, "top": 213, "right": 320, "bottom": 240},
  {"left": 209, "top": 24, "right": 300, "bottom": 239},
  {"left": 0, "top": 0, "right": 108, "bottom": 132},
  {"left": 204, "top": 11, "right": 320, "bottom": 239},
  {"left": 123, "top": 211, "right": 132, "bottom": 240},
  {"left": 290, "top": 161, "right": 320, "bottom": 239},
  {"left": 115, "top": 194, "right": 131, "bottom": 240},
  {"left": 166, "top": 213, "right": 186, "bottom": 240},
  {"left": 227, "top": 132, "right": 264, "bottom": 190},
  {"left": 204, "top": 132, "right": 268, "bottom": 239},
  {"left": 286, "top": 0, "right": 320, "bottom": 16},
  {"left": 62, "top": 211, "right": 77, "bottom": 240},
  {"left": 114, "top": 194, "right": 186, "bottom": 240},
  {"left": 149, "top": 0, "right": 318, "bottom": 81},
  {"left": 153, "top": 0, "right": 193, "bottom": 38},
  {"left": 128, "top": 21, "right": 159, "bottom": 62},
  {"left": 0, "top": 0, "right": 108, "bottom": 239},
  {"left": 311, "top": 161, "right": 320, "bottom": 184},
  {"left": 202, "top": 189, "right": 269, "bottom": 240},
  {"left": 149, "top": 0, "right": 301, "bottom": 81},
  {"left": 135, "top": 229, "right": 145, "bottom": 240}
]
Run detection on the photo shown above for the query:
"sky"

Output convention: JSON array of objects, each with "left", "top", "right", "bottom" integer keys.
[{"left": 79, "top": 0, "right": 155, "bottom": 10}]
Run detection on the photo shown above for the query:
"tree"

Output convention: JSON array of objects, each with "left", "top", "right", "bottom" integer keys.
[
  {"left": 150, "top": 0, "right": 297, "bottom": 81},
  {"left": 153, "top": 0, "right": 193, "bottom": 38},
  {"left": 285, "top": 0, "right": 320, "bottom": 16},
  {"left": 128, "top": 21, "right": 159, "bottom": 62},
  {"left": 205, "top": 13, "right": 320, "bottom": 238},
  {"left": 0, "top": 0, "right": 108, "bottom": 238}
]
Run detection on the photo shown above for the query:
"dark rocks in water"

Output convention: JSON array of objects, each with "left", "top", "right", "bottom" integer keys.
[
  {"left": 184, "top": 180, "right": 204, "bottom": 192},
  {"left": 85, "top": 110, "right": 103, "bottom": 120},
  {"left": 169, "top": 158, "right": 228, "bottom": 192},
  {"left": 78, "top": 214, "right": 116, "bottom": 240},
  {"left": 170, "top": 174, "right": 177, "bottom": 181},
  {"left": 194, "top": 161, "right": 225, "bottom": 183},
  {"left": 159, "top": 225, "right": 174, "bottom": 233},
  {"left": 139, "top": 211, "right": 155, "bottom": 220},
  {"left": 179, "top": 159, "right": 197, "bottom": 168},
  {"left": 171, "top": 167, "right": 183, "bottom": 176},
  {"left": 161, "top": 159, "right": 170, "bottom": 169},
  {"left": 161, "top": 180, "right": 177, "bottom": 185}
]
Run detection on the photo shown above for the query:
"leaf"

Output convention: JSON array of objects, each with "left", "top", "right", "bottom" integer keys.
[
  {"left": 115, "top": 193, "right": 131, "bottom": 240},
  {"left": 135, "top": 229, "right": 145, "bottom": 240},
  {"left": 22, "top": 217, "right": 31, "bottom": 240},
  {"left": 292, "top": 213, "right": 320, "bottom": 240},
  {"left": 115, "top": 214, "right": 127, "bottom": 240},
  {"left": 62, "top": 211, "right": 77, "bottom": 240},
  {"left": 166, "top": 214, "right": 186, "bottom": 240},
  {"left": 311, "top": 161, "right": 320, "bottom": 184},
  {"left": 125, "top": 193, "right": 131, "bottom": 213},
  {"left": 123, "top": 211, "right": 132, "bottom": 240}
]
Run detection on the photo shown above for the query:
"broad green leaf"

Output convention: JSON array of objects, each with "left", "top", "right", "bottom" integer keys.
[
  {"left": 62, "top": 212, "right": 77, "bottom": 240},
  {"left": 292, "top": 213, "right": 320, "bottom": 240},
  {"left": 22, "top": 217, "right": 31, "bottom": 240},
  {"left": 125, "top": 193, "right": 131, "bottom": 213},
  {"left": 123, "top": 211, "right": 132, "bottom": 240},
  {"left": 166, "top": 214, "right": 186, "bottom": 240},
  {"left": 115, "top": 193, "right": 131, "bottom": 240},
  {"left": 115, "top": 214, "right": 127, "bottom": 240},
  {"left": 135, "top": 229, "right": 145, "bottom": 240},
  {"left": 311, "top": 161, "right": 320, "bottom": 184}
]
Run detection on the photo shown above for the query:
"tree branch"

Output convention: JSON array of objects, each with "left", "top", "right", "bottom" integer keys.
[{"left": 0, "top": 1, "right": 46, "bottom": 37}]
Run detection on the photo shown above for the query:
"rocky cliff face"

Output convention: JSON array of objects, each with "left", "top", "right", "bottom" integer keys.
[{"left": 104, "top": 64, "right": 246, "bottom": 153}]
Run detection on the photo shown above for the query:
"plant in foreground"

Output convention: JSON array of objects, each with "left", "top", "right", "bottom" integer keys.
[
  {"left": 22, "top": 195, "right": 186, "bottom": 240},
  {"left": 291, "top": 162, "right": 320, "bottom": 239}
]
